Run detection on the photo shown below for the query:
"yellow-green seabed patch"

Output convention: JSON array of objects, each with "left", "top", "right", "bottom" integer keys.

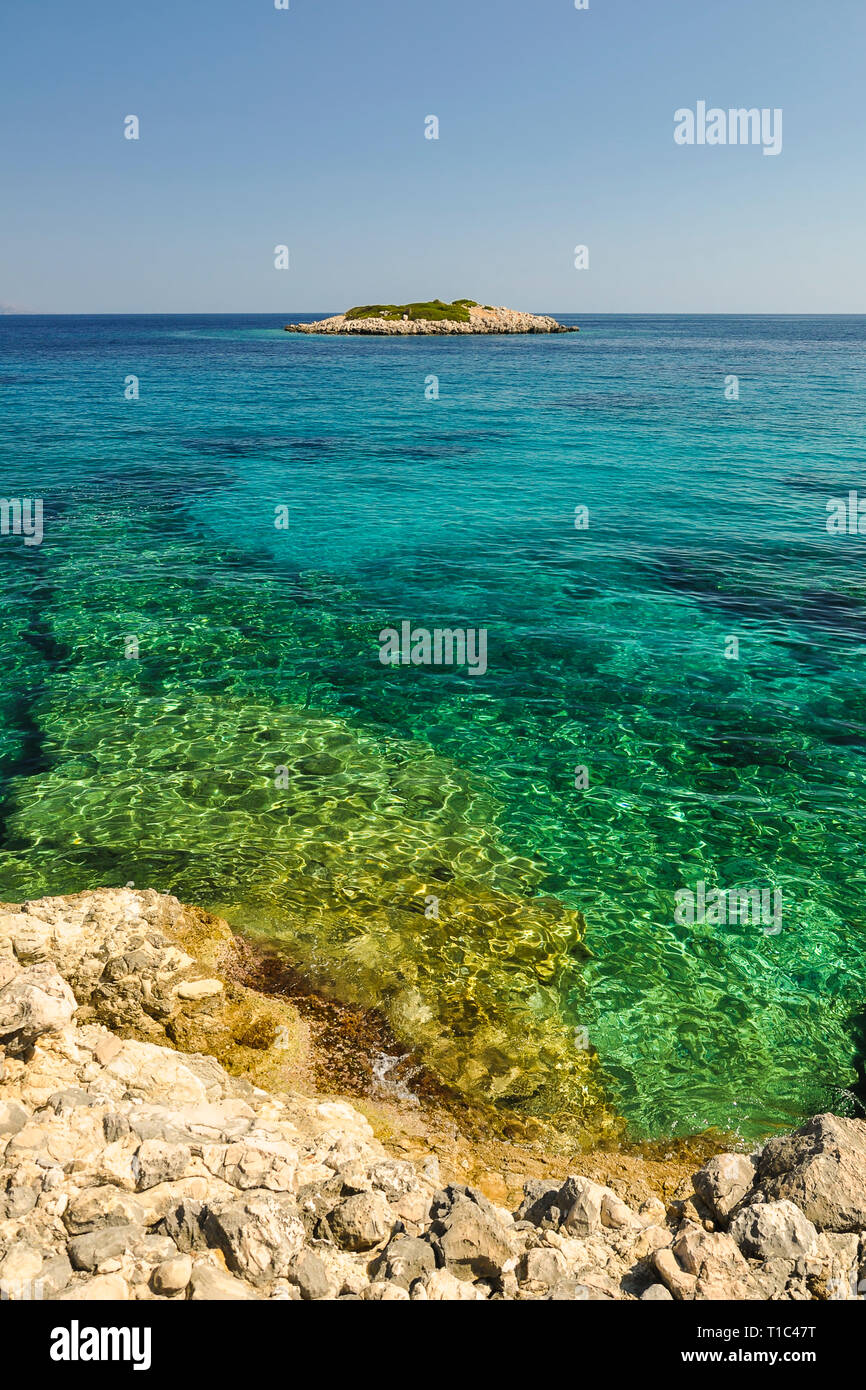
[{"left": 0, "top": 688, "right": 620, "bottom": 1144}]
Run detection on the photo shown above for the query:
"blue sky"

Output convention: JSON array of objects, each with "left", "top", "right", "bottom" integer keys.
[{"left": 2, "top": 0, "right": 865, "bottom": 312}]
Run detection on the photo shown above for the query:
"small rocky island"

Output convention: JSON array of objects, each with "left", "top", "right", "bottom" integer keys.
[{"left": 285, "top": 299, "right": 577, "bottom": 335}]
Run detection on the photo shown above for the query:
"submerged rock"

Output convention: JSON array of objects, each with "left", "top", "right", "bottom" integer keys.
[{"left": 2, "top": 705, "right": 612, "bottom": 1136}]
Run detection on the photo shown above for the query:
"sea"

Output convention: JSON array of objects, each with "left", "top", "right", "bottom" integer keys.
[{"left": 2, "top": 311, "right": 866, "bottom": 1143}]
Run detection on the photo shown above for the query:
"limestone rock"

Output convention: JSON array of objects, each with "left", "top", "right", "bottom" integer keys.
[
  {"left": 414, "top": 1268, "right": 488, "bottom": 1300},
  {"left": 518, "top": 1246, "right": 569, "bottom": 1290},
  {"left": 601, "top": 1189, "right": 636, "bottom": 1230},
  {"left": 202, "top": 1139, "right": 296, "bottom": 1193},
  {"left": 729, "top": 1200, "right": 821, "bottom": 1261},
  {"left": 329, "top": 1191, "right": 392, "bottom": 1252},
  {"left": 653, "top": 1247, "right": 697, "bottom": 1300},
  {"left": 632, "top": 1224, "right": 673, "bottom": 1260},
  {"left": 67, "top": 1224, "right": 141, "bottom": 1272},
  {"left": 203, "top": 1193, "right": 305, "bottom": 1284},
  {"left": 559, "top": 1176, "right": 606, "bottom": 1236},
  {"left": 0, "top": 1099, "right": 29, "bottom": 1137},
  {"left": 435, "top": 1195, "right": 515, "bottom": 1281},
  {"left": 292, "top": 1250, "right": 332, "bottom": 1301},
  {"left": 754, "top": 1114, "right": 866, "bottom": 1232},
  {"left": 362, "top": 1281, "right": 411, "bottom": 1300},
  {"left": 150, "top": 1254, "right": 193, "bottom": 1295},
  {"left": 134, "top": 1139, "right": 192, "bottom": 1190},
  {"left": 672, "top": 1222, "right": 758, "bottom": 1299},
  {"left": 515, "top": 1180, "right": 562, "bottom": 1229},
  {"left": 379, "top": 1235, "right": 436, "bottom": 1289},
  {"left": 64, "top": 1185, "right": 148, "bottom": 1235},
  {"left": 188, "top": 1262, "right": 254, "bottom": 1300},
  {"left": 0, "top": 963, "right": 76, "bottom": 1052},
  {"left": 175, "top": 979, "right": 223, "bottom": 1001},
  {"left": 693, "top": 1152, "right": 757, "bottom": 1223},
  {"left": 52, "top": 1272, "right": 130, "bottom": 1300}
]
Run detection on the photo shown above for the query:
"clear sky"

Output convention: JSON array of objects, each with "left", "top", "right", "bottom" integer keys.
[{"left": 2, "top": 0, "right": 865, "bottom": 313}]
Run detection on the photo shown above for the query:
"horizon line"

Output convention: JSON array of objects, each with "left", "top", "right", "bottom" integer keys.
[{"left": 3, "top": 310, "right": 866, "bottom": 319}]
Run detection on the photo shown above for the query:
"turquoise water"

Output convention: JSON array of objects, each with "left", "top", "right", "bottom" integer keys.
[{"left": 2, "top": 312, "right": 866, "bottom": 1141}]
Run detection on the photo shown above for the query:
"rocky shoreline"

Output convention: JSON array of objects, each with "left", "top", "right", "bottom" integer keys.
[
  {"left": 2, "top": 888, "right": 864, "bottom": 1301},
  {"left": 284, "top": 305, "right": 576, "bottom": 335}
]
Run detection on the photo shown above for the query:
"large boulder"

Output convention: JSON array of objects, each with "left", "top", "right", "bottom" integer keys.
[
  {"left": 754, "top": 1114, "right": 866, "bottom": 1232},
  {"left": 669, "top": 1222, "right": 759, "bottom": 1300},
  {"left": 133, "top": 1139, "right": 192, "bottom": 1190},
  {"left": 729, "top": 1200, "right": 821, "bottom": 1262},
  {"left": 329, "top": 1191, "right": 393, "bottom": 1252},
  {"left": 291, "top": 1250, "right": 332, "bottom": 1301},
  {"left": 429, "top": 1188, "right": 515, "bottom": 1282},
  {"left": 67, "top": 1224, "right": 141, "bottom": 1272},
  {"left": 693, "top": 1153, "right": 757, "bottom": 1223},
  {"left": 203, "top": 1192, "right": 305, "bottom": 1284},
  {"left": 435, "top": 1197, "right": 515, "bottom": 1282},
  {"left": 558, "top": 1176, "right": 606, "bottom": 1236},
  {"left": 379, "top": 1235, "right": 436, "bottom": 1289}
]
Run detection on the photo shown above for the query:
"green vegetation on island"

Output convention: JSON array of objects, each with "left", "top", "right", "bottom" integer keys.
[{"left": 345, "top": 298, "right": 478, "bottom": 323}]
